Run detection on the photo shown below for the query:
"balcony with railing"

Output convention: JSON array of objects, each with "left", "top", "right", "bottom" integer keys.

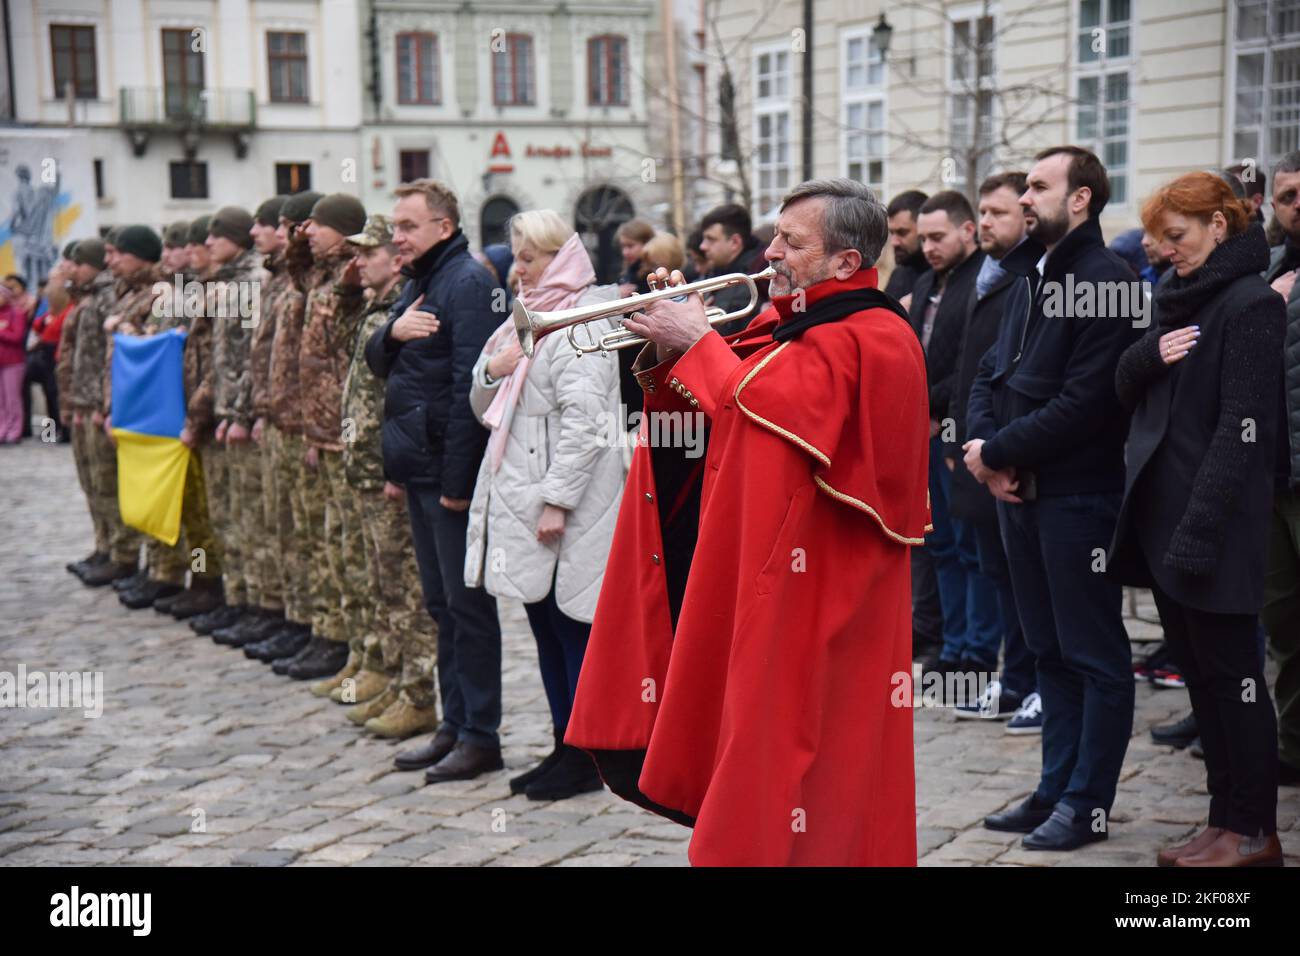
[{"left": 118, "top": 87, "right": 256, "bottom": 158}]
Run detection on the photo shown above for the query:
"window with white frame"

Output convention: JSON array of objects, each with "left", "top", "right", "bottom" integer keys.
[
  {"left": 1074, "top": 0, "right": 1133, "bottom": 204},
  {"left": 1232, "top": 0, "right": 1300, "bottom": 176},
  {"left": 843, "top": 29, "right": 886, "bottom": 195},
  {"left": 948, "top": 10, "right": 997, "bottom": 189},
  {"left": 753, "top": 46, "right": 791, "bottom": 215}
]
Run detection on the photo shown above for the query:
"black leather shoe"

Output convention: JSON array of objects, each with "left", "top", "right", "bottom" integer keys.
[
  {"left": 524, "top": 746, "right": 602, "bottom": 801},
  {"left": 167, "top": 585, "right": 223, "bottom": 620},
  {"left": 509, "top": 734, "right": 563, "bottom": 793},
  {"left": 245, "top": 624, "right": 310, "bottom": 662},
  {"left": 395, "top": 728, "right": 459, "bottom": 772},
  {"left": 286, "top": 640, "right": 349, "bottom": 680},
  {"left": 120, "top": 580, "right": 182, "bottom": 609},
  {"left": 1151, "top": 711, "right": 1198, "bottom": 749},
  {"left": 112, "top": 569, "right": 148, "bottom": 592},
  {"left": 984, "top": 793, "right": 1056, "bottom": 833},
  {"left": 82, "top": 561, "right": 138, "bottom": 587},
  {"left": 424, "top": 741, "right": 504, "bottom": 784},
  {"left": 1023, "top": 804, "right": 1109, "bottom": 851},
  {"left": 272, "top": 636, "right": 328, "bottom": 675},
  {"left": 190, "top": 603, "right": 243, "bottom": 635}
]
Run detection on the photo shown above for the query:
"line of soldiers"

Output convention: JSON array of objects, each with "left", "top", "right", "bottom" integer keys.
[{"left": 54, "top": 194, "right": 439, "bottom": 740}]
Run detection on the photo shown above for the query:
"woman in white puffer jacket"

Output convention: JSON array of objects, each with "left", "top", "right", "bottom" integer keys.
[{"left": 464, "top": 209, "right": 625, "bottom": 800}]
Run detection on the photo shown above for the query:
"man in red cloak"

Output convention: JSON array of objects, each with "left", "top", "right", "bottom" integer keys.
[{"left": 564, "top": 178, "right": 931, "bottom": 866}]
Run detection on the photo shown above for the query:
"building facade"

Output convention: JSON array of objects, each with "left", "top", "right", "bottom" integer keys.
[
  {"left": 7, "top": 0, "right": 364, "bottom": 231},
  {"left": 704, "top": 0, "right": 1299, "bottom": 242}
]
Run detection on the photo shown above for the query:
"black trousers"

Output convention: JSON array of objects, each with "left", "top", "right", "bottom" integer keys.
[
  {"left": 406, "top": 484, "right": 502, "bottom": 749},
  {"left": 523, "top": 585, "right": 591, "bottom": 737},
  {"left": 23, "top": 344, "right": 60, "bottom": 438},
  {"left": 1150, "top": 583, "right": 1278, "bottom": 836}
]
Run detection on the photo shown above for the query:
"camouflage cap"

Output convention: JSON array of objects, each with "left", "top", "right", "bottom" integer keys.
[{"left": 346, "top": 214, "right": 394, "bottom": 248}]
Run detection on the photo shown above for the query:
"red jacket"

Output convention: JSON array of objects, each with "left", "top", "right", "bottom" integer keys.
[{"left": 566, "top": 268, "right": 931, "bottom": 866}]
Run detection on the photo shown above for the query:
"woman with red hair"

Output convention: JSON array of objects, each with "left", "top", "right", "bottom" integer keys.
[{"left": 1110, "top": 171, "right": 1286, "bottom": 867}]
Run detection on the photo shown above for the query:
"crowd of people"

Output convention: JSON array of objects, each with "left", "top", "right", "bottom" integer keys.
[{"left": 15, "top": 142, "right": 1300, "bottom": 865}]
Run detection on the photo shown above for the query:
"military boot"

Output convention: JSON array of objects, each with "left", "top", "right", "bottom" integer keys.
[
  {"left": 120, "top": 579, "right": 183, "bottom": 610},
  {"left": 214, "top": 607, "right": 283, "bottom": 647},
  {"left": 68, "top": 551, "right": 108, "bottom": 578},
  {"left": 309, "top": 650, "right": 362, "bottom": 698},
  {"left": 346, "top": 684, "right": 398, "bottom": 726},
  {"left": 166, "top": 580, "right": 224, "bottom": 620},
  {"left": 329, "top": 668, "right": 387, "bottom": 704},
  {"left": 246, "top": 623, "right": 311, "bottom": 662},
  {"left": 190, "top": 602, "right": 243, "bottom": 635},
  {"left": 112, "top": 569, "right": 148, "bottom": 592},
  {"left": 364, "top": 697, "right": 439, "bottom": 739},
  {"left": 82, "top": 560, "right": 138, "bottom": 587},
  {"left": 287, "top": 639, "right": 349, "bottom": 680}
]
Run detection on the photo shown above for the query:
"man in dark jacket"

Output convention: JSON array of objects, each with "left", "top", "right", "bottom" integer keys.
[
  {"left": 907, "top": 191, "right": 986, "bottom": 680},
  {"left": 945, "top": 172, "right": 1037, "bottom": 724},
  {"left": 1262, "top": 150, "right": 1300, "bottom": 785},
  {"left": 965, "top": 146, "right": 1141, "bottom": 851},
  {"left": 365, "top": 179, "right": 503, "bottom": 782},
  {"left": 696, "top": 203, "right": 769, "bottom": 335},
  {"left": 884, "top": 189, "right": 930, "bottom": 304}
]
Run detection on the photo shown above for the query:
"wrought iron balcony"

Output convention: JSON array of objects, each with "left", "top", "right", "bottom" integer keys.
[{"left": 118, "top": 87, "right": 256, "bottom": 158}]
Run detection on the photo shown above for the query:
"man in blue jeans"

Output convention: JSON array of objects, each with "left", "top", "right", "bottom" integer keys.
[
  {"left": 366, "top": 179, "right": 505, "bottom": 782},
  {"left": 965, "top": 146, "right": 1140, "bottom": 851},
  {"left": 906, "top": 191, "right": 994, "bottom": 690}
]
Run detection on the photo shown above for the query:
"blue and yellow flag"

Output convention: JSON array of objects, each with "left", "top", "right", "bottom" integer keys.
[{"left": 110, "top": 330, "right": 190, "bottom": 545}]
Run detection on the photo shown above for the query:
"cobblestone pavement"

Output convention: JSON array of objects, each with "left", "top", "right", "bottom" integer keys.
[{"left": 1, "top": 440, "right": 1296, "bottom": 866}]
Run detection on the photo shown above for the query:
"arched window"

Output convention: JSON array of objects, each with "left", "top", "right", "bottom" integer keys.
[
  {"left": 480, "top": 195, "right": 521, "bottom": 248},
  {"left": 574, "top": 185, "right": 635, "bottom": 284}
]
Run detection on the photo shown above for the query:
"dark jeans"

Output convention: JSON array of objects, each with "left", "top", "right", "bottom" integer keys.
[
  {"left": 911, "top": 545, "right": 942, "bottom": 647},
  {"left": 927, "top": 437, "right": 969, "bottom": 659},
  {"left": 949, "top": 514, "right": 1003, "bottom": 669},
  {"left": 23, "top": 344, "right": 59, "bottom": 438},
  {"left": 523, "top": 585, "right": 592, "bottom": 737},
  {"left": 1150, "top": 584, "right": 1278, "bottom": 836},
  {"left": 1262, "top": 488, "right": 1300, "bottom": 770},
  {"left": 998, "top": 492, "right": 1134, "bottom": 819},
  {"left": 407, "top": 484, "right": 502, "bottom": 749},
  {"left": 974, "top": 517, "right": 1036, "bottom": 698}
]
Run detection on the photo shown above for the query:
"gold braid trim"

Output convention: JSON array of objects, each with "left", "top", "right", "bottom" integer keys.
[
  {"left": 733, "top": 342, "right": 831, "bottom": 468},
  {"left": 734, "top": 340, "right": 927, "bottom": 546}
]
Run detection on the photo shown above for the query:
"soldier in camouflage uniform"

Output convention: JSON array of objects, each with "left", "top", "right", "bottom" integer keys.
[
  {"left": 312, "top": 215, "right": 439, "bottom": 738},
  {"left": 58, "top": 239, "right": 113, "bottom": 581},
  {"left": 275, "top": 192, "right": 368, "bottom": 682},
  {"left": 74, "top": 229, "right": 145, "bottom": 587},
  {"left": 201, "top": 207, "right": 282, "bottom": 649},
  {"left": 96, "top": 225, "right": 191, "bottom": 611},
  {"left": 243, "top": 191, "right": 321, "bottom": 664},
  {"left": 154, "top": 221, "right": 225, "bottom": 620}
]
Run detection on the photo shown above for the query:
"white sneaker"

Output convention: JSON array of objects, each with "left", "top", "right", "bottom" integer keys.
[
  {"left": 1006, "top": 692, "right": 1043, "bottom": 735},
  {"left": 955, "top": 679, "right": 1012, "bottom": 720}
]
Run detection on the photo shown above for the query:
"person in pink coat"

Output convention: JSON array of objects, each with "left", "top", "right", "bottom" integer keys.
[{"left": 0, "top": 283, "right": 30, "bottom": 443}]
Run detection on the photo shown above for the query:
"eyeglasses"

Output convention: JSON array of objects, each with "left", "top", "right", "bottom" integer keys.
[{"left": 392, "top": 216, "right": 450, "bottom": 234}]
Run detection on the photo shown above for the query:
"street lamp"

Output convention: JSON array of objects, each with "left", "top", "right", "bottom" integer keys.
[{"left": 872, "top": 13, "right": 893, "bottom": 58}]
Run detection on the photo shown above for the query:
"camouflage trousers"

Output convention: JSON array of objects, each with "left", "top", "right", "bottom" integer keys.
[
  {"left": 202, "top": 442, "right": 245, "bottom": 606},
  {"left": 85, "top": 419, "right": 140, "bottom": 565},
  {"left": 231, "top": 438, "right": 281, "bottom": 612},
  {"left": 71, "top": 417, "right": 108, "bottom": 554},
  {"left": 296, "top": 449, "right": 344, "bottom": 642},
  {"left": 180, "top": 446, "right": 223, "bottom": 582},
  {"left": 354, "top": 486, "right": 437, "bottom": 709},
  {"left": 269, "top": 427, "right": 312, "bottom": 625},
  {"left": 320, "top": 450, "right": 372, "bottom": 646}
]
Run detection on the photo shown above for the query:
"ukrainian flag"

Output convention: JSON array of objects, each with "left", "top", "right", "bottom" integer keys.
[{"left": 110, "top": 330, "right": 190, "bottom": 545}]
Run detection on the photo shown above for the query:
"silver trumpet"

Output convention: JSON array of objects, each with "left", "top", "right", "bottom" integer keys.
[{"left": 512, "top": 266, "right": 776, "bottom": 357}]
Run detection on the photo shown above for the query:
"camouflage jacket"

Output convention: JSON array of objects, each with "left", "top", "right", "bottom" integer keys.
[
  {"left": 267, "top": 258, "right": 309, "bottom": 433},
  {"left": 68, "top": 271, "right": 117, "bottom": 414},
  {"left": 150, "top": 268, "right": 193, "bottom": 334},
  {"left": 103, "top": 265, "right": 164, "bottom": 413},
  {"left": 342, "top": 282, "right": 401, "bottom": 489},
  {"left": 252, "top": 253, "right": 290, "bottom": 422},
  {"left": 55, "top": 281, "right": 88, "bottom": 410},
  {"left": 211, "top": 248, "right": 269, "bottom": 427},
  {"left": 299, "top": 245, "right": 365, "bottom": 451}
]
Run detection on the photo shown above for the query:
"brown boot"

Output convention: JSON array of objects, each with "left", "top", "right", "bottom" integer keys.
[
  {"left": 364, "top": 696, "right": 440, "bottom": 739},
  {"left": 1157, "top": 826, "right": 1223, "bottom": 867},
  {"left": 345, "top": 685, "right": 398, "bottom": 726},
  {"left": 330, "top": 668, "right": 388, "bottom": 704},
  {"left": 309, "top": 650, "right": 362, "bottom": 698},
  {"left": 1175, "top": 830, "right": 1284, "bottom": 867}
]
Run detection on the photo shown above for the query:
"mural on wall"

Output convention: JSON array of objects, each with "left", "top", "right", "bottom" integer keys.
[{"left": 0, "top": 132, "right": 98, "bottom": 289}]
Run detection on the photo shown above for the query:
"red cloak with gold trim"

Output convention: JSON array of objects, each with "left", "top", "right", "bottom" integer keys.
[{"left": 565, "top": 268, "right": 931, "bottom": 866}]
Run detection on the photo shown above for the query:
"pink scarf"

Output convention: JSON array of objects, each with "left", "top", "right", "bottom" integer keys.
[{"left": 482, "top": 233, "right": 596, "bottom": 472}]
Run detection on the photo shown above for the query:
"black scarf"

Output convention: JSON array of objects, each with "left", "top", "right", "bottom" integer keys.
[
  {"left": 1154, "top": 224, "right": 1272, "bottom": 329},
  {"left": 772, "top": 282, "right": 909, "bottom": 343}
]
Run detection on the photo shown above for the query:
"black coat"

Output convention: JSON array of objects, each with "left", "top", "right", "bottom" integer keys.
[
  {"left": 907, "top": 248, "right": 984, "bottom": 422},
  {"left": 944, "top": 258, "right": 1017, "bottom": 524},
  {"left": 967, "top": 218, "right": 1141, "bottom": 496},
  {"left": 1109, "top": 227, "right": 1285, "bottom": 615},
  {"left": 1264, "top": 238, "right": 1300, "bottom": 487},
  {"left": 365, "top": 230, "right": 499, "bottom": 495}
]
